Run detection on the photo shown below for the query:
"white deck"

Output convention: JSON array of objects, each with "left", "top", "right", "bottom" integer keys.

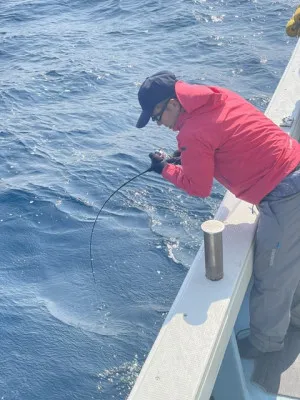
[
  {"left": 128, "top": 38, "right": 300, "bottom": 400},
  {"left": 128, "top": 193, "right": 257, "bottom": 400}
]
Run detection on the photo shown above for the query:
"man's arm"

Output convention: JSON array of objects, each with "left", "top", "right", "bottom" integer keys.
[{"left": 162, "top": 136, "right": 214, "bottom": 197}]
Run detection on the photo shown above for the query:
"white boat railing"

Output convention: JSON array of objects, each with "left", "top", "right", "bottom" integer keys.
[{"left": 127, "top": 38, "right": 300, "bottom": 400}]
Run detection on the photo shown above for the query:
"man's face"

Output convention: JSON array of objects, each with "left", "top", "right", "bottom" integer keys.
[{"left": 152, "top": 98, "right": 181, "bottom": 130}]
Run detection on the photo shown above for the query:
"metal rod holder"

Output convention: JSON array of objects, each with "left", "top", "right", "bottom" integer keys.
[{"left": 201, "top": 220, "right": 225, "bottom": 281}]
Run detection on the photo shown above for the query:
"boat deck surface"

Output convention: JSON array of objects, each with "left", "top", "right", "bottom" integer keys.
[{"left": 236, "top": 288, "right": 297, "bottom": 400}]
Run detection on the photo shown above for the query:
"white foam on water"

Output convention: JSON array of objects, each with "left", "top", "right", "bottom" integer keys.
[
  {"left": 38, "top": 295, "right": 127, "bottom": 337},
  {"left": 97, "top": 354, "right": 142, "bottom": 397}
]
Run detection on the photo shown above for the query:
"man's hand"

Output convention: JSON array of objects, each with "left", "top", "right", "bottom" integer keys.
[{"left": 148, "top": 151, "right": 167, "bottom": 174}]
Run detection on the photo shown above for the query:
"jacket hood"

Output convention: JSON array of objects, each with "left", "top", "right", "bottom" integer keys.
[{"left": 175, "top": 81, "right": 227, "bottom": 114}]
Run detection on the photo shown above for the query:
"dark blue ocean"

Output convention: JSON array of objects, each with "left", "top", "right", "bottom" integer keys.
[{"left": 0, "top": 1, "right": 298, "bottom": 399}]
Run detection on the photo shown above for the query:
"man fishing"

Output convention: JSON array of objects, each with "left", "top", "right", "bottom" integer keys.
[{"left": 135, "top": 70, "right": 300, "bottom": 359}]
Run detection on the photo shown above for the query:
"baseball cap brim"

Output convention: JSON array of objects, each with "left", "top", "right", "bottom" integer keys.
[{"left": 136, "top": 109, "right": 152, "bottom": 128}]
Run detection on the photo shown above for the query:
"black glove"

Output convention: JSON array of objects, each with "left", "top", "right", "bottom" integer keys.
[
  {"left": 166, "top": 150, "right": 181, "bottom": 165},
  {"left": 148, "top": 151, "right": 167, "bottom": 174}
]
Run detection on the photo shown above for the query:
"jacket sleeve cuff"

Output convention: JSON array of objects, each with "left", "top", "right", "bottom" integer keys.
[{"left": 161, "top": 162, "right": 176, "bottom": 178}]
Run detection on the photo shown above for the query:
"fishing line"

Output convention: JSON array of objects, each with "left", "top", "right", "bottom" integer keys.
[{"left": 89, "top": 167, "right": 151, "bottom": 285}]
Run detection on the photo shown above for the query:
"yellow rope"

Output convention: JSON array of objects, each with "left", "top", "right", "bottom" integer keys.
[{"left": 286, "top": 6, "right": 300, "bottom": 37}]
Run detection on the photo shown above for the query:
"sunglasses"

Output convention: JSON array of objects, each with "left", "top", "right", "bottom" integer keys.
[{"left": 151, "top": 98, "right": 170, "bottom": 123}]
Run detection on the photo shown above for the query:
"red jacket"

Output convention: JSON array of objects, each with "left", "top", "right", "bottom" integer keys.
[{"left": 162, "top": 81, "right": 300, "bottom": 204}]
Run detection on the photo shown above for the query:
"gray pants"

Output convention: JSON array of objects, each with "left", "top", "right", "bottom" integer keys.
[{"left": 250, "top": 190, "right": 300, "bottom": 352}]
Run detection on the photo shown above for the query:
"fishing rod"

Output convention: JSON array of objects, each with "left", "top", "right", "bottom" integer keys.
[
  {"left": 89, "top": 150, "right": 181, "bottom": 286},
  {"left": 89, "top": 167, "right": 152, "bottom": 285}
]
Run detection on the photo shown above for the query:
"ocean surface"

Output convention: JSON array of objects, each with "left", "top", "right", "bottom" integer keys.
[{"left": 0, "top": 0, "right": 298, "bottom": 399}]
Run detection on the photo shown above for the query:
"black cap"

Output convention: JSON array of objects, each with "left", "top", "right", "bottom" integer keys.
[{"left": 136, "top": 71, "right": 177, "bottom": 128}]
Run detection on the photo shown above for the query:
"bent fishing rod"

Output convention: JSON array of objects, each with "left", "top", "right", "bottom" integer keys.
[
  {"left": 89, "top": 166, "right": 151, "bottom": 284},
  {"left": 89, "top": 150, "right": 181, "bottom": 285}
]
